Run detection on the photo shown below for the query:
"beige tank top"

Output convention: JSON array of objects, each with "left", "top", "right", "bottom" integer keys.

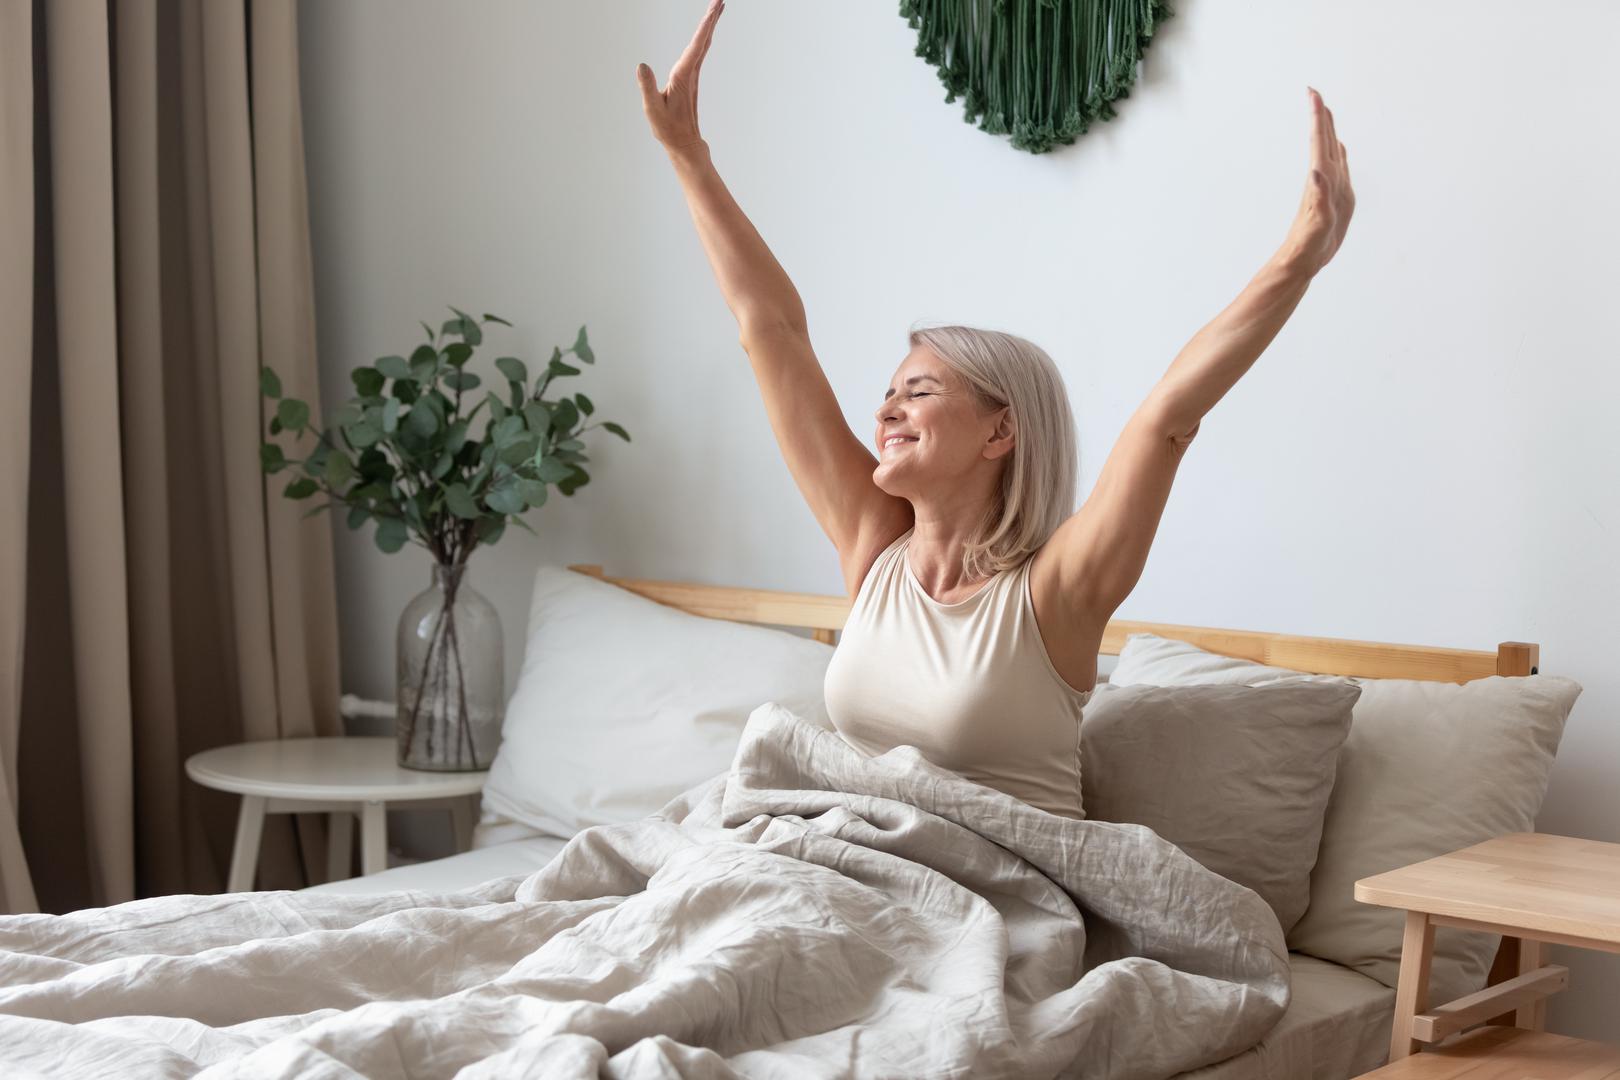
[{"left": 823, "top": 527, "right": 1094, "bottom": 819}]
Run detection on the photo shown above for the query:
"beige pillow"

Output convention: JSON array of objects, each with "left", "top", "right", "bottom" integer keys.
[
  {"left": 1079, "top": 680, "right": 1360, "bottom": 933},
  {"left": 1111, "top": 632, "right": 1582, "bottom": 1003}
]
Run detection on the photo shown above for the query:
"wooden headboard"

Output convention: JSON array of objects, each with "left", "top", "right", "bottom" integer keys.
[{"left": 567, "top": 564, "right": 1541, "bottom": 683}]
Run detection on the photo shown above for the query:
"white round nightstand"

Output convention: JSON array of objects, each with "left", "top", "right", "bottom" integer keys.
[{"left": 185, "top": 737, "right": 489, "bottom": 891}]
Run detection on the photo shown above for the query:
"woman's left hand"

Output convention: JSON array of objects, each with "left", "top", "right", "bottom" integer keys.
[{"left": 1281, "top": 88, "right": 1355, "bottom": 276}]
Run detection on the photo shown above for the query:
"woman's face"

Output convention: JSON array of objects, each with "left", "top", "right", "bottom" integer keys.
[{"left": 871, "top": 345, "right": 1014, "bottom": 499}]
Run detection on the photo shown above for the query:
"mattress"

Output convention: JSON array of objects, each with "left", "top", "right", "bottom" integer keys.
[
  {"left": 302, "top": 836, "right": 1396, "bottom": 1078},
  {"left": 300, "top": 832, "right": 569, "bottom": 896}
]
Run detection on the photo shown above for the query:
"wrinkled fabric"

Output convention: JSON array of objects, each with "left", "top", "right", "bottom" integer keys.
[{"left": 0, "top": 704, "right": 1289, "bottom": 1079}]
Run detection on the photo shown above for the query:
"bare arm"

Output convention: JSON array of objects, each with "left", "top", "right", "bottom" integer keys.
[
  {"left": 637, "top": 2, "right": 910, "bottom": 591},
  {"left": 1042, "top": 88, "right": 1356, "bottom": 625}
]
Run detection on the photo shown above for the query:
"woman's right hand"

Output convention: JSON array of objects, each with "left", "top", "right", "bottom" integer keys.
[{"left": 635, "top": 0, "right": 724, "bottom": 155}]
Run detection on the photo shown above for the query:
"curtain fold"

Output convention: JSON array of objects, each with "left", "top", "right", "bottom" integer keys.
[
  {"left": 1, "top": 0, "right": 41, "bottom": 916},
  {"left": 3, "top": 0, "right": 342, "bottom": 915}
]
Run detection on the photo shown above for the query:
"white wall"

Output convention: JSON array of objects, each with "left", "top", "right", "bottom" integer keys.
[{"left": 298, "top": 0, "right": 1620, "bottom": 1039}]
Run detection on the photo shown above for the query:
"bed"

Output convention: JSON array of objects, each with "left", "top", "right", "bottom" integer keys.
[
  {"left": 290, "top": 563, "right": 1571, "bottom": 1080},
  {"left": 0, "top": 563, "right": 1579, "bottom": 1079}
]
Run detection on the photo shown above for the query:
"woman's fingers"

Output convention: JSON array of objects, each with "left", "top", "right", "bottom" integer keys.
[
  {"left": 672, "top": 0, "right": 724, "bottom": 84},
  {"left": 1307, "top": 87, "right": 1328, "bottom": 173}
]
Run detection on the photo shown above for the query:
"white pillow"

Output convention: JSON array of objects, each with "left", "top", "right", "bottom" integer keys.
[
  {"left": 479, "top": 565, "right": 834, "bottom": 841},
  {"left": 1111, "top": 632, "right": 1581, "bottom": 1004}
]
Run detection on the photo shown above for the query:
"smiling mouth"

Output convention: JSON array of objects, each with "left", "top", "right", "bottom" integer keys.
[{"left": 882, "top": 436, "right": 918, "bottom": 451}]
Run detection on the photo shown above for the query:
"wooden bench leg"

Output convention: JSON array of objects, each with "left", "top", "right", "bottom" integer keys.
[
  {"left": 1516, "top": 936, "right": 1548, "bottom": 1031},
  {"left": 227, "top": 795, "right": 266, "bottom": 892},
  {"left": 1389, "top": 910, "right": 1436, "bottom": 1062}
]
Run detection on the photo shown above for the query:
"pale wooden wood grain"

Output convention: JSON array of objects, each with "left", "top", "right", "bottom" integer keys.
[
  {"left": 563, "top": 565, "right": 1535, "bottom": 686},
  {"left": 1411, "top": 965, "right": 1567, "bottom": 1043},
  {"left": 1356, "top": 833, "right": 1620, "bottom": 950},
  {"left": 1357, "top": 1026, "right": 1620, "bottom": 1078},
  {"left": 1391, "top": 912, "right": 1438, "bottom": 1060}
]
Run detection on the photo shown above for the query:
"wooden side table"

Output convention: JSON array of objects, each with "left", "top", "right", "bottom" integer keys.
[
  {"left": 1352, "top": 832, "right": 1620, "bottom": 1078},
  {"left": 185, "top": 737, "right": 489, "bottom": 891}
]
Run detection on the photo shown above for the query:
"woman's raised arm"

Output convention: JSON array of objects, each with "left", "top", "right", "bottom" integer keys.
[
  {"left": 1036, "top": 88, "right": 1356, "bottom": 630},
  {"left": 637, "top": 1, "right": 911, "bottom": 594}
]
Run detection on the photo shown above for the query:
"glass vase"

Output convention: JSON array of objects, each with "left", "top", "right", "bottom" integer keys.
[{"left": 395, "top": 562, "right": 504, "bottom": 771}]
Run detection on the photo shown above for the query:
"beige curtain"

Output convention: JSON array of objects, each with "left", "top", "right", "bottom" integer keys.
[{"left": 0, "top": 0, "right": 342, "bottom": 914}]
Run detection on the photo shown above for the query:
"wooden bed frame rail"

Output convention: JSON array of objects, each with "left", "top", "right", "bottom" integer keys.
[{"left": 568, "top": 564, "right": 1540, "bottom": 682}]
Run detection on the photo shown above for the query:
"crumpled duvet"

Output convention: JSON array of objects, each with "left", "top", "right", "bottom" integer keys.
[{"left": 0, "top": 704, "right": 1289, "bottom": 1079}]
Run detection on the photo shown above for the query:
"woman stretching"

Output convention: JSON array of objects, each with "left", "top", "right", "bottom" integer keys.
[{"left": 636, "top": 0, "right": 1355, "bottom": 819}]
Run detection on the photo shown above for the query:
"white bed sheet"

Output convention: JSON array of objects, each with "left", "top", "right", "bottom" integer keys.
[{"left": 301, "top": 835, "right": 1395, "bottom": 1078}]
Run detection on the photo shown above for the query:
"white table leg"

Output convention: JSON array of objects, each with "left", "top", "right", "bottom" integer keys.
[
  {"left": 228, "top": 795, "right": 267, "bottom": 892},
  {"left": 360, "top": 800, "right": 387, "bottom": 876},
  {"left": 326, "top": 811, "right": 353, "bottom": 882},
  {"left": 449, "top": 795, "right": 473, "bottom": 853}
]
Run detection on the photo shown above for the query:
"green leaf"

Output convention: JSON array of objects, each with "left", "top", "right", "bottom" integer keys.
[
  {"left": 260, "top": 367, "right": 282, "bottom": 399},
  {"left": 495, "top": 356, "right": 528, "bottom": 386},
  {"left": 431, "top": 450, "right": 455, "bottom": 479},
  {"left": 284, "top": 475, "right": 319, "bottom": 499},
  {"left": 572, "top": 325, "right": 594, "bottom": 364},
  {"left": 482, "top": 313, "right": 512, "bottom": 326},
  {"left": 410, "top": 344, "right": 439, "bottom": 382},
  {"left": 522, "top": 402, "right": 551, "bottom": 436},
  {"left": 421, "top": 320, "right": 437, "bottom": 343},
  {"left": 331, "top": 403, "right": 364, "bottom": 427},
  {"left": 260, "top": 443, "right": 287, "bottom": 473},
  {"left": 381, "top": 397, "right": 401, "bottom": 433},
  {"left": 391, "top": 378, "right": 420, "bottom": 404},
  {"left": 558, "top": 465, "right": 591, "bottom": 495},
  {"left": 547, "top": 358, "right": 582, "bottom": 379},
  {"left": 474, "top": 515, "right": 506, "bottom": 546},
  {"left": 446, "top": 307, "right": 482, "bottom": 346},
  {"left": 445, "top": 483, "right": 482, "bottom": 519},
  {"left": 556, "top": 438, "right": 585, "bottom": 451},
  {"left": 507, "top": 514, "right": 539, "bottom": 537},
  {"left": 602, "top": 421, "right": 631, "bottom": 442},
  {"left": 375, "top": 355, "right": 412, "bottom": 381},
  {"left": 485, "top": 392, "right": 507, "bottom": 424},
  {"left": 574, "top": 392, "right": 594, "bottom": 416},
  {"left": 374, "top": 516, "right": 408, "bottom": 554},
  {"left": 357, "top": 447, "right": 392, "bottom": 480},
  {"left": 405, "top": 403, "right": 439, "bottom": 437},
  {"left": 268, "top": 416, "right": 283, "bottom": 436},
  {"left": 498, "top": 434, "right": 539, "bottom": 466},
  {"left": 491, "top": 414, "right": 524, "bottom": 447},
  {"left": 536, "top": 456, "right": 574, "bottom": 484},
  {"left": 550, "top": 399, "right": 579, "bottom": 432},
  {"left": 276, "top": 398, "right": 310, "bottom": 432},
  {"left": 442, "top": 342, "right": 473, "bottom": 368},
  {"left": 302, "top": 443, "right": 330, "bottom": 476},
  {"left": 325, "top": 451, "right": 356, "bottom": 487},
  {"left": 302, "top": 502, "right": 333, "bottom": 520},
  {"left": 516, "top": 478, "right": 549, "bottom": 508},
  {"left": 346, "top": 421, "right": 382, "bottom": 448},
  {"left": 346, "top": 503, "right": 371, "bottom": 529},
  {"left": 484, "top": 481, "right": 526, "bottom": 516},
  {"left": 444, "top": 370, "right": 480, "bottom": 392},
  {"left": 352, "top": 367, "right": 385, "bottom": 397},
  {"left": 446, "top": 419, "right": 470, "bottom": 456}
]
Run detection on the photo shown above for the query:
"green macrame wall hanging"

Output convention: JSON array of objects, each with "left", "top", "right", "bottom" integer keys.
[{"left": 900, "top": 0, "right": 1173, "bottom": 154}]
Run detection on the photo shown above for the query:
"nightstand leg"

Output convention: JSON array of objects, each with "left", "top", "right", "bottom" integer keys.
[
  {"left": 1515, "top": 936, "right": 1548, "bottom": 1031},
  {"left": 326, "top": 811, "right": 353, "bottom": 882},
  {"left": 360, "top": 800, "right": 387, "bottom": 876},
  {"left": 227, "top": 795, "right": 266, "bottom": 892},
  {"left": 449, "top": 795, "right": 473, "bottom": 853},
  {"left": 1388, "top": 910, "right": 1436, "bottom": 1062}
]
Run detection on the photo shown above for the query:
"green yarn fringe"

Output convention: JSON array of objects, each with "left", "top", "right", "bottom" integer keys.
[{"left": 899, "top": 0, "right": 1173, "bottom": 154}]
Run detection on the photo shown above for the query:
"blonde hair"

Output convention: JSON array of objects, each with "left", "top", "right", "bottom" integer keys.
[{"left": 907, "top": 323, "right": 1078, "bottom": 580}]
